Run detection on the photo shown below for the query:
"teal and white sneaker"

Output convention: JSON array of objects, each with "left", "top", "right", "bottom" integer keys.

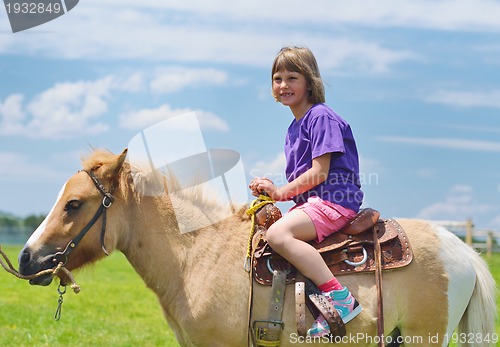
[{"left": 307, "top": 286, "right": 362, "bottom": 337}]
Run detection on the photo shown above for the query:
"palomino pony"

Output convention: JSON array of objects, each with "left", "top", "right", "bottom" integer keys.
[{"left": 19, "top": 149, "right": 497, "bottom": 346}]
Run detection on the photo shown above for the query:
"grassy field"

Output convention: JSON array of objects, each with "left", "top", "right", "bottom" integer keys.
[
  {"left": 1, "top": 245, "right": 499, "bottom": 347},
  {"left": 0, "top": 245, "right": 178, "bottom": 347}
]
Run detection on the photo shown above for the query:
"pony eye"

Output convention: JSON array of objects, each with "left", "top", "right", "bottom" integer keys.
[{"left": 64, "top": 200, "right": 82, "bottom": 211}]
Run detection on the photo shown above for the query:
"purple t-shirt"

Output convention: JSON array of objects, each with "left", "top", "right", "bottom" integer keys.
[{"left": 284, "top": 103, "right": 363, "bottom": 211}]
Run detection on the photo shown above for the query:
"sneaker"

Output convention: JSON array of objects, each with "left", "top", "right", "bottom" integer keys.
[{"left": 307, "top": 286, "right": 362, "bottom": 337}]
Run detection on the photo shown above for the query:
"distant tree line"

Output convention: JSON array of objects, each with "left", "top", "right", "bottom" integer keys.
[{"left": 0, "top": 212, "right": 46, "bottom": 232}]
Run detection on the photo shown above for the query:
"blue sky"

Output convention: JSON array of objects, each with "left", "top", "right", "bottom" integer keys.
[{"left": 1, "top": 1, "right": 499, "bottom": 231}]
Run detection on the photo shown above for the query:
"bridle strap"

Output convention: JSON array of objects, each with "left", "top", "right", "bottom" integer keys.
[
  {"left": 100, "top": 205, "right": 109, "bottom": 256},
  {"left": 87, "top": 170, "right": 113, "bottom": 256},
  {"left": 87, "top": 170, "right": 114, "bottom": 205},
  {"left": 52, "top": 170, "right": 114, "bottom": 265}
]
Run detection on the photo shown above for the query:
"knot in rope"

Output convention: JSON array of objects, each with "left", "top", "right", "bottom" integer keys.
[
  {"left": 245, "top": 194, "right": 275, "bottom": 217},
  {"left": 244, "top": 194, "right": 276, "bottom": 272},
  {"left": 0, "top": 245, "right": 80, "bottom": 294}
]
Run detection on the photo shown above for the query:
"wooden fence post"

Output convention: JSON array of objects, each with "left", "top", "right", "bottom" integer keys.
[
  {"left": 465, "top": 218, "right": 473, "bottom": 246},
  {"left": 486, "top": 231, "right": 493, "bottom": 258}
]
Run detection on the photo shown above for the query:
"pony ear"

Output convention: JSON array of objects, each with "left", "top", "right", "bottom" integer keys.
[
  {"left": 90, "top": 148, "right": 128, "bottom": 182},
  {"left": 115, "top": 148, "right": 128, "bottom": 171},
  {"left": 111, "top": 148, "right": 128, "bottom": 176}
]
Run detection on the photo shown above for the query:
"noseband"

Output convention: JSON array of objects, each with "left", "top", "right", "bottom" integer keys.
[{"left": 52, "top": 170, "right": 114, "bottom": 266}]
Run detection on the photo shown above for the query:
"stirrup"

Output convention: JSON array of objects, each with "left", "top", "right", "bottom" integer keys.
[{"left": 308, "top": 293, "right": 346, "bottom": 337}]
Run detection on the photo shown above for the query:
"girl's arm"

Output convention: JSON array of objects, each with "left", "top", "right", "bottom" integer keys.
[{"left": 250, "top": 153, "right": 331, "bottom": 201}]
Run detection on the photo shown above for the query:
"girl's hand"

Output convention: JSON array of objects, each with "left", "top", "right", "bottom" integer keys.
[
  {"left": 248, "top": 177, "right": 285, "bottom": 201},
  {"left": 249, "top": 177, "right": 270, "bottom": 197}
]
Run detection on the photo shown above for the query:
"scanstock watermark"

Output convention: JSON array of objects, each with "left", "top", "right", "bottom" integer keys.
[{"left": 3, "top": 0, "right": 79, "bottom": 33}]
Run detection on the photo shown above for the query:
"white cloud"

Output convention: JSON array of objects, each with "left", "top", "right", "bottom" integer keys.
[
  {"left": 115, "top": 72, "right": 146, "bottom": 93},
  {"left": 196, "top": 111, "right": 230, "bottom": 132},
  {"left": 0, "top": 2, "right": 420, "bottom": 74},
  {"left": 313, "top": 39, "right": 417, "bottom": 74},
  {"left": 417, "top": 184, "right": 495, "bottom": 221},
  {"left": 85, "top": 1, "right": 500, "bottom": 32},
  {"left": 0, "top": 77, "right": 114, "bottom": 139},
  {"left": 2, "top": 1, "right": 499, "bottom": 79},
  {"left": 118, "top": 104, "right": 229, "bottom": 132},
  {"left": 378, "top": 136, "right": 500, "bottom": 153},
  {"left": 0, "top": 94, "right": 26, "bottom": 134},
  {"left": 150, "top": 67, "right": 228, "bottom": 94},
  {"left": 327, "top": 0, "right": 500, "bottom": 32},
  {"left": 426, "top": 89, "right": 500, "bottom": 109},
  {"left": 0, "top": 68, "right": 232, "bottom": 139}
]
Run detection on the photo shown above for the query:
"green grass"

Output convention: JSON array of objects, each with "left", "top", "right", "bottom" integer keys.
[
  {"left": 485, "top": 252, "right": 500, "bottom": 335},
  {"left": 1, "top": 245, "right": 499, "bottom": 346},
  {"left": 0, "top": 245, "right": 179, "bottom": 347}
]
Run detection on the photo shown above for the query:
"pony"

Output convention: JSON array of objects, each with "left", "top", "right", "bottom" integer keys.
[{"left": 18, "top": 149, "right": 497, "bottom": 346}]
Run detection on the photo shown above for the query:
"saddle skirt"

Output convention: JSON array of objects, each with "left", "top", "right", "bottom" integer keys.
[{"left": 252, "top": 213, "right": 413, "bottom": 286}]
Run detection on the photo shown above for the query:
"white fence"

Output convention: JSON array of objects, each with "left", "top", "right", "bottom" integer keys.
[{"left": 430, "top": 218, "right": 500, "bottom": 257}]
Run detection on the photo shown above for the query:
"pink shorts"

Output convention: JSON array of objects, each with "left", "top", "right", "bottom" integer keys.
[{"left": 289, "top": 196, "right": 357, "bottom": 243}]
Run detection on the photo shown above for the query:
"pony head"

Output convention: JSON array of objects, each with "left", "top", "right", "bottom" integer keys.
[{"left": 18, "top": 149, "right": 128, "bottom": 286}]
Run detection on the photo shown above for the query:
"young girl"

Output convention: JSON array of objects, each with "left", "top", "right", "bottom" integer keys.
[{"left": 249, "top": 46, "right": 364, "bottom": 337}]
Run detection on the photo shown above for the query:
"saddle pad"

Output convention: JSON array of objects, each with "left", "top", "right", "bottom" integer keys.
[{"left": 253, "top": 219, "right": 413, "bottom": 285}]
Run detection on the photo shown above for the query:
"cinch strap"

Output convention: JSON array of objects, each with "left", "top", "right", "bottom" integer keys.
[{"left": 252, "top": 269, "right": 286, "bottom": 346}]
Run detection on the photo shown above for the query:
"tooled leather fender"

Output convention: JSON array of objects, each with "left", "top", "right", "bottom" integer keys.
[{"left": 253, "top": 218, "right": 413, "bottom": 285}]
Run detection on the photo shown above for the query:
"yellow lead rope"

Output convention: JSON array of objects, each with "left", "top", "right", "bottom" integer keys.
[
  {"left": 244, "top": 194, "right": 275, "bottom": 272},
  {"left": 244, "top": 194, "right": 276, "bottom": 347}
]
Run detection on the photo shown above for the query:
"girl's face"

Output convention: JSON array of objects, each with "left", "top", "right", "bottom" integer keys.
[{"left": 272, "top": 69, "right": 311, "bottom": 115}]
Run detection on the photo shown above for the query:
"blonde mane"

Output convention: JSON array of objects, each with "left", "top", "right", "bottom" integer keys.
[{"left": 81, "top": 149, "right": 247, "bottom": 230}]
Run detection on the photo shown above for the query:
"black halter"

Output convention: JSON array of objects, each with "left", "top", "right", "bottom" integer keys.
[{"left": 52, "top": 170, "right": 114, "bottom": 266}]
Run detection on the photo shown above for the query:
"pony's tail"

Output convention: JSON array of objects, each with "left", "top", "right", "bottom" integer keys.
[{"left": 457, "top": 247, "right": 497, "bottom": 347}]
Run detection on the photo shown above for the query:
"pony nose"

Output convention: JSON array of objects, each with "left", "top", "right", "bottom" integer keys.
[
  {"left": 18, "top": 246, "right": 55, "bottom": 286},
  {"left": 18, "top": 247, "right": 34, "bottom": 275},
  {"left": 19, "top": 248, "right": 31, "bottom": 264}
]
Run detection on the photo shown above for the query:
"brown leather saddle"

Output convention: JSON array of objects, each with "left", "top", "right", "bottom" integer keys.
[{"left": 252, "top": 208, "right": 413, "bottom": 285}]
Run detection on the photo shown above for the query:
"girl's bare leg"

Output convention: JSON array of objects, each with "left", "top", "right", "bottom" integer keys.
[{"left": 266, "top": 209, "right": 333, "bottom": 286}]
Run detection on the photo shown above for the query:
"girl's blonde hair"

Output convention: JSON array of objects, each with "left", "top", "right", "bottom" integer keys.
[{"left": 271, "top": 46, "right": 325, "bottom": 104}]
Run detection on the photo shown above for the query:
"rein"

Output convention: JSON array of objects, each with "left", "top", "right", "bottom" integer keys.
[{"left": 52, "top": 170, "right": 114, "bottom": 265}]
